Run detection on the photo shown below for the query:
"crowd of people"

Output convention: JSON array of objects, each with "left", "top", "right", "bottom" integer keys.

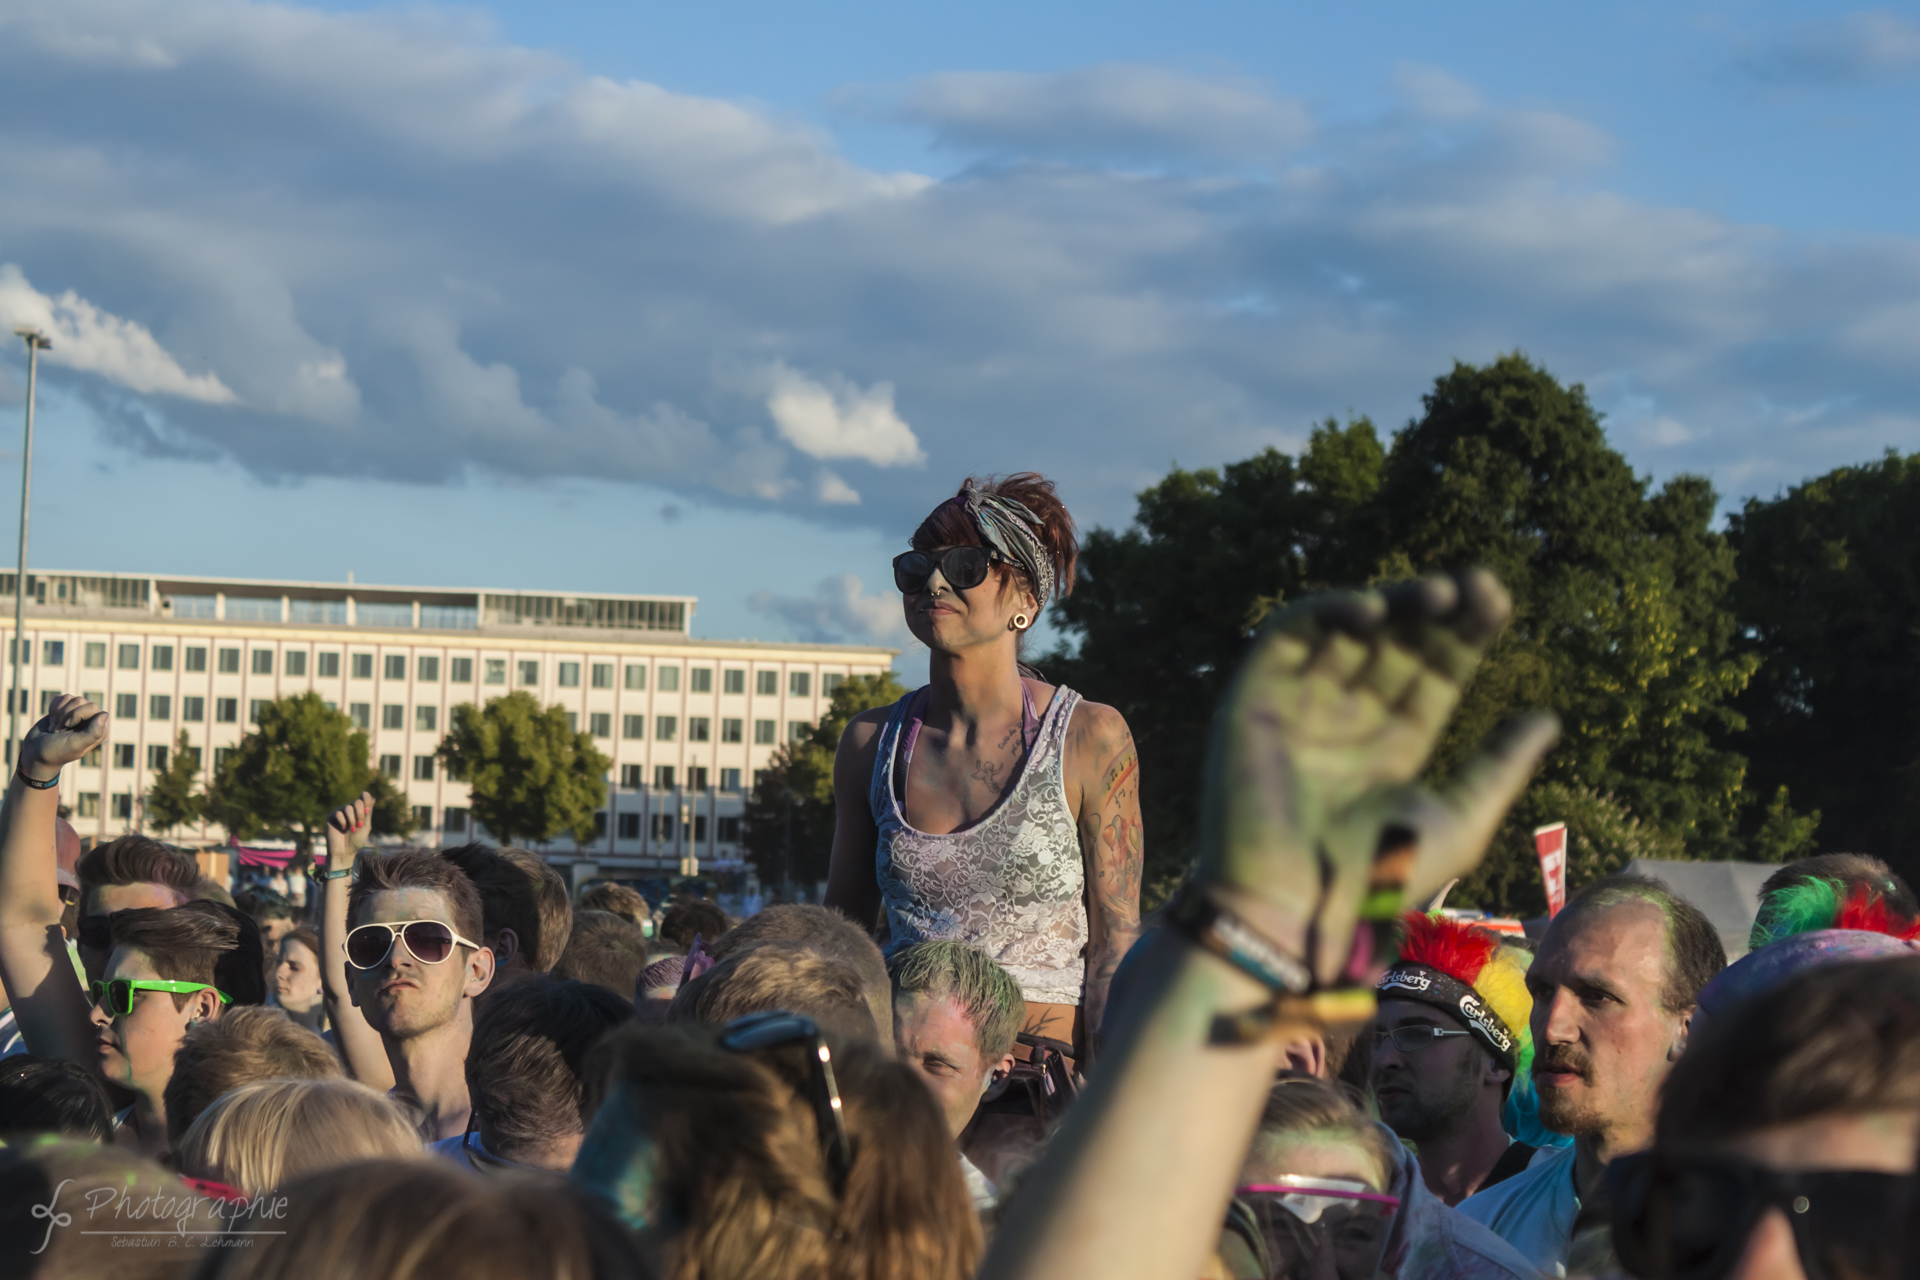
[{"left": 0, "top": 472, "right": 1913, "bottom": 1280}]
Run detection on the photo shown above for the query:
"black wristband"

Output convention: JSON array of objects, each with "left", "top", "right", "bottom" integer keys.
[
  {"left": 1167, "top": 885, "right": 1313, "bottom": 996},
  {"left": 16, "top": 765, "right": 59, "bottom": 790}
]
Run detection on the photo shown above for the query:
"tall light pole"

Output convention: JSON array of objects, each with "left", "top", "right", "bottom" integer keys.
[{"left": 10, "top": 328, "right": 50, "bottom": 759}]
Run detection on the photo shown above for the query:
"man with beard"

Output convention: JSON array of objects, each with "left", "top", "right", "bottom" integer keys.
[
  {"left": 1372, "top": 912, "right": 1539, "bottom": 1205},
  {"left": 1459, "top": 874, "right": 1724, "bottom": 1276}
]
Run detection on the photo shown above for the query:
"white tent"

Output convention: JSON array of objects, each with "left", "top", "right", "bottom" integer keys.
[{"left": 1621, "top": 858, "right": 1779, "bottom": 960}]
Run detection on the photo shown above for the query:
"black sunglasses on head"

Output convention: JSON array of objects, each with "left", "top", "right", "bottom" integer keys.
[
  {"left": 1611, "top": 1149, "right": 1913, "bottom": 1280},
  {"left": 891, "top": 546, "right": 1005, "bottom": 595},
  {"left": 718, "top": 1011, "right": 852, "bottom": 1195}
]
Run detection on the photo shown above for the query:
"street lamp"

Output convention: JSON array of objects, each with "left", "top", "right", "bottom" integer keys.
[{"left": 9, "top": 328, "right": 50, "bottom": 760}]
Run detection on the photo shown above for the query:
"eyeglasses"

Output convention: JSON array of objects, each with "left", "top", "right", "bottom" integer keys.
[
  {"left": 1374, "top": 1025, "right": 1474, "bottom": 1053},
  {"left": 90, "top": 978, "right": 232, "bottom": 1018},
  {"left": 344, "top": 920, "right": 482, "bottom": 969},
  {"left": 1233, "top": 1179, "right": 1400, "bottom": 1280},
  {"left": 77, "top": 914, "right": 113, "bottom": 952},
  {"left": 718, "top": 1011, "right": 852, "bottom": 1194},
  {"left": 1611, "top": 1150, "right": 1913, "bottom": 1280},
  {"left": 891, "top": 546, "right": 1004, "bottom": 595}
]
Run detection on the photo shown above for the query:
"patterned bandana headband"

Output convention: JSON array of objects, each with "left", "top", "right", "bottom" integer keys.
[
  {"left": 958, "top": 479, "right": 1056, "bottom": 607},
  {"left": 1376, "top": 963, "right": 1518, "bottom": 1066}
]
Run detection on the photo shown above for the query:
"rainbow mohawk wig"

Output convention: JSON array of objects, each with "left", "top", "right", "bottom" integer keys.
[
  {"left": 1378, "top": 912, "right": 1535, "bottom": 1083},
  {"left": 1750, "top": 879, "right": 1920, "bottom": 950}
]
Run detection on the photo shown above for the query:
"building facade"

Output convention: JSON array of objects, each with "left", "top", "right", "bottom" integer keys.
[{"left": 0, "top": 571, "right": 897, "bottom": 873}]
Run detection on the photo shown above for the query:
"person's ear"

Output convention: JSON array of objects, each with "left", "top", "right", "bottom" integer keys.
[
  {"left": 1668, "top": 1006, "right": 1694, "bottom": 1062},
  {"left": 1487, "top": 1058, "right": 1514, "bottom": 1088},
  {"left": 187, "top": 988, "right": 220, "bottom": 1026},
  {"left": 489, "top": 928, "right": 520, "bottom": 971},
  {"left": 466, "top": 940, "right": 497, "bottom": 998},
  {"left": 986, "top": 1052, "right": 1017, "bottom": 1092}
]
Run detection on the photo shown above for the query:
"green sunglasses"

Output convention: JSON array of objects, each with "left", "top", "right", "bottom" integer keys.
[{"left": 90, "top": 978, "right": 232, "bottom": 1017}]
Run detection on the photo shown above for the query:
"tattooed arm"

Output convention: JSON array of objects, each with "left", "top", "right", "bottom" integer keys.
[{"left": 1071, "top": 702, "right": 1143, "bottom": 1058}]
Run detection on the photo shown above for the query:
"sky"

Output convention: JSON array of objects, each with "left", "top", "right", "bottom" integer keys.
[{"left": 0, "top": 0, "right": 1914, "bottom": 680}]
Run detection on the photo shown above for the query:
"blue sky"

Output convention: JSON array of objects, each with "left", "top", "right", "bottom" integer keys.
[{"left": 0, "top": 0, "right": 1914, "bottom": 680}]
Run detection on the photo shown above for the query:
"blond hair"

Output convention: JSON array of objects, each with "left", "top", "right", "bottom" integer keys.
[{"left": 174, "top": 1077, "right": 422, "bottom": 1195}]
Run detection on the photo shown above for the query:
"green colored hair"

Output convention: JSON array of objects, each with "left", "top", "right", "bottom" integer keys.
[
  {"left": 886, "top": 941, "right": 1024, "bottom": 1063},
  {"left": 1750, "top": 878, "right": 1842, "bottom": 950}
]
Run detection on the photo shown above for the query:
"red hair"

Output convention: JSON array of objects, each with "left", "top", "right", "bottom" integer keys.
[
  {"left": 1397, "top": 911, "right": 1500, "bottom": 986},
  {"left": 911, "top": 473, "right": 1079, "bottom": 600},
  {"left": 1833, "top": 886, "right": 1920, "bottom": 941}
]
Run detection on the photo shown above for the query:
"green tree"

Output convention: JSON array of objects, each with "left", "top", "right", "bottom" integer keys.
[
  {"left": 1727, "top": 450, "right": 1920, "bottom": 878},
  {"left": 206, "top": 693, "right": 412, "bottom": 858},
  {"left": 744, "top": 671, "right": 908, "bottom": 894},
  {"left": 144, "top": 731, "right": 206, "bottom": 834},
  {"left": 437, "top": 691, "right": 611, "bottom": 847}
]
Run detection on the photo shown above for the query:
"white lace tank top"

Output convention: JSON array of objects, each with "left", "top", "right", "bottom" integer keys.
[{"left": 870, "top": 686, "right": 1089, "bottom": 1005}]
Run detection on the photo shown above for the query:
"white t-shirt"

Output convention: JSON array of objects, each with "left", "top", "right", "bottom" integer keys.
[{"left": 1457, "top": 1142, "right": 1579, "bottom": 1277}]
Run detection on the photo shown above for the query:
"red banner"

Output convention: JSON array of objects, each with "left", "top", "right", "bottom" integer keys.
[{"left": 1533, "top": 823, "right": 1568, "bottom": 917}]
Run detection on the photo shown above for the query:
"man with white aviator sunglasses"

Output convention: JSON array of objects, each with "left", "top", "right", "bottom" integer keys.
[{"left": 333, "top": 799, "right": 495, "bottom": 1141}]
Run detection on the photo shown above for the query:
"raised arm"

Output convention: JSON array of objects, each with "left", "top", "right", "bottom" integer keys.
[
  {"left": 0, "top": 695, "right": 109, "bottom": 1065},
  {"left": 822, "top": 709, "right": 886, "bottom": 930},
  {"left": 983, "top": 572, "right": 1559, "bottom": 1280},
  {"left": 319, "top": 792, "right": 393, "bottom": 1089},
  {"left": 1071, "top": 704, "right": 1142, "bottom": 1054}
]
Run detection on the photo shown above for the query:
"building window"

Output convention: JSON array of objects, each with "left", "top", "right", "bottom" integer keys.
[
  {"left": 349, "top": 703, "right": 370, "bottom": 730},
  {"left": 721, "top": 768, "right": 741, "bottom": 792},
  {"left": 115, "top": 693, "right": 137, "bottom": 719},
  {"left": 351, "top": 653, "right": 373, "bottom": 679},
  {"left": 689, "top": 717, "right": 711, "bottom": 743},
  {"left": 111, "top": 793, "right": 133, "bottom": 820},
  {"left": 622, "top": 714, "right": 644, "bottom": 740},
  {"left": 655, "top": 716, "right": 677, "bottom": 742},
  {"left": 657, "top": 666, "right": 680, "bottom": 693},
  {"left": 382, "top": 704, "right": 404, "bottom": 730},
  {"left": 181, "top": 746, "right": 201, "bottom": 773},
  {"left": 589, "top": 712, "right": 611, "bottom": 738},
  {"left": 252, "top": 650, "right": 274, "bottom": 676},
  {"left": 216, "top": 698, "right": 239, "bottom": 724},
  {"left": 484, "top": 659, "right": 505, "bottom": 685},
  {"left": 416, "top": 706, "right": 437, "bottom": 732},
  {"left": 214, "top": 747, "right": 234, "bottom": 772},
  {"left": 591, "top": 663, "right": 613, "bottom": 689},
  {"left": 654, "top": 765, "right": 675, "bottom": 791},
  {"left": 413, "top": 755, "right": 434, "bottom": 781},
  {"left": 690, "top": 668, "right": 712, "bottom": 694},
  {"left": 317, "top": 652, "right": 340, "bottom": 678},
  {"left": 182, "top": 696, "right": 205, "bottom": 722},
  {"left": 249, "top": 700, "right": 267, "bottom": 723},
  {"left": 147, "top": 744, "right": 169, "bottom": 771},
  {"left": 117, "top": 644, "right": 140, "bottom": 670},
  {"left": 724, "top": 669, "right": 745, "bottom": 695},
  {"left": 83, "top": 690, "right": 103, "bottom": 710},
  {"left": 42, "top": 640, "right": 63, "bottom": 666},
  {"left": 323, "top": 701, "right": 337, "bottom": 712},
  {"left": 450, "top": 657, "right": 473, "bottom": 683},
  {"left": 411, "top": 804, "right": 434, "bottom": 831},
  {"left": 379, "top": 754, "right": 401, "bottom": 779},
  {"left": 652, "top": 813, "right": 674, "bottom": 841},
  {"left": 444, "top": 807, "right": 469, "bottom": 834},
  {"left": 383, "top": 654, "right": 405, "bottom": 681},
  {"left": 285, "top": 651, "right": 307, "bottom": 677},
  {"left": 557, "top": 662, "right": 581, "bottom": 688},
  {"left": 756, "top": 670, "right": 778, "bottom": 696},
  {"left": 620, "top": 764, "right": 643, "bottom": 789},
  {"left": 518, "top": 660, "right": 539, "bottom": 686},
  {"left": 112, "top": 743, "right": 135, "bottom": 769},
  {"left": 84, "top": 642, "right": 106, "bottom": 669},
  {"left": 418, "top": 656, "right": 440, "bottom": 682},
  {"left": 219, "top": 648, "right": 242, "bottom": 674},
  {"left": 77, "top": 792, "right": 100, "bottom": 818},
  {"left": 718, "top": 816, "right": 741, "bottom": 843},
  {"left": 592, "top": 811, "right": 607, "bottom": 839},
  {"left": 753, "top": 769, "right": 768, "bottom": 790},
  {"left": 624, "top": 664, "right": 646, "bottom": 691},
  {"left": 566, "top": 711, "right": 578, "bottom": 733},
  {"left": 228, "top": 597, "right": 282, "bottom": 623},
  {"left": 617, "top": 812, "right": 641, "bottom": 840},
  {"left": 148, "top": 695, "right": 171, "bottom": 721},
  {"left": 789, "top": 721, "right": 809, "bottom": 743},
  {"left": 823, "top": 673, "right": 845, "bottom": 697},
  {"left": 693, "top": 815, "right": 708, "bottom": 843},
  {"left": 789, "top": 672, "right": 811, "bottom": 698},
  {"left": 721, "top": 718, "right": 743, "bottom": 744},
  {"left": 147, "top": 644, "right": 173, "bottom": 672},
  {"left": 754, "top": 719, "right": 776, "bottom": 745},
  {"left": 688, "top": 766, "right": 708, "bottom": 791}
]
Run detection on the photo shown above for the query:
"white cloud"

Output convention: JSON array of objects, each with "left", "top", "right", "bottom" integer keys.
[
  {"left": 814, "top": 469, "right": 862, "bottom": 505},
  {"left": 0, "top": 264, "right": 235, "bottom": 403},
  {"left": 763, "top": 363, "right": 926, "bottom": 468},
  {"left": 749, "top": 574, "right": 906, "bottom": 644},
  {"left": 1739, "top": 10, "right": 1920, "bottom": 85}
]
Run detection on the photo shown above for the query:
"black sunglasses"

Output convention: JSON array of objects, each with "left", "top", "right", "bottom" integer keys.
[
  {"left": 1611, "top": 1149, "right": 1913, "bottom": 1280},
  {"left": 891, "top": 546, "right": 1005, "bottom": 595},
  {"left": 718, "top": 1012, "right": 852, "bottom": 1194},
  {"left": 77, "top": 914, "right": 113, "bottom": 952}
]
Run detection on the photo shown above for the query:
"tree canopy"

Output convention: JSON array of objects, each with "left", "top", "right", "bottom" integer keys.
[
  {"left": 205, "top": 693, "right": 411, "bottom": 857},
  {"left": 437, "top": 691, "right": 611, "bottom": 847},
  {"left": 744, "top": 671, "right": 908, "bottom": 894},
  {"left": 144, "top": 731, "right": 205, "bottom": 834},
  {"left": 1050, "top": 353, "right": 1810, "bottom": 914}
]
